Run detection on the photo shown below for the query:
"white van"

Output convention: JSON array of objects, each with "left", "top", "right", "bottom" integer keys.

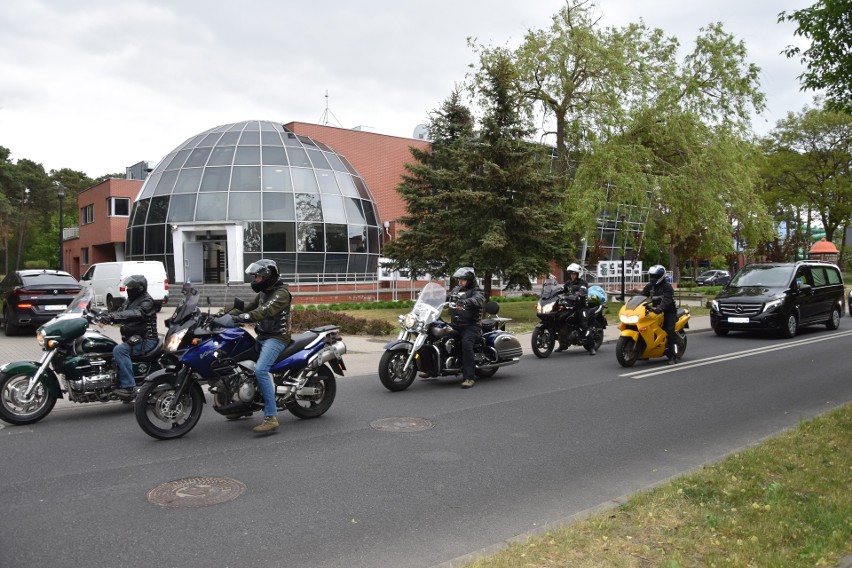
[{"left": 80, "top": 261, "right": 169, "bottom": 311}]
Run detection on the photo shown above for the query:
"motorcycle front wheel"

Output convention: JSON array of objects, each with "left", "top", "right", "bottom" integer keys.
[
  {"left": 615, "top": 336, "right": 640, "bottom": 367},
  {"left": 378, "top": 349, "right": 417, "bottom": 391},
  {"left": 285, "top": 366, "right": 337, "bottom": 419},
  {"left": 0, "top": 372, "right": 57, "bottom": 425},
  {"left": 134, "top": 377, "right": 204, "bottom": 440},
  {"left": 531, "top": 327, "right": 555, "bottom": 358}
]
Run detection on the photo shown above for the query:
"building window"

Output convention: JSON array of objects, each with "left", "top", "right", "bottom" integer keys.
[
  {"left": 81, "top": 247, "right": 89, "bottom": 265},
  {"left": 81, "top": 205, "right": 94, "bottom": 225},
  {"left": 108, "top": 197, "right": 130, "bottom": 217}
]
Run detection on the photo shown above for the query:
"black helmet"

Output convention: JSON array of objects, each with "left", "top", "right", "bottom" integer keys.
[
  {"left": 648, "top": 264, "right": 667, "bottom": 285},
  {"left": 124, "top": 274, "right": 148, "bottom": 300},
  {"left": 452, "top": 267, "right": 476, "bottom": 287},
  {"left": 247, "top": 259, "right": 279, "bottom": 292}
]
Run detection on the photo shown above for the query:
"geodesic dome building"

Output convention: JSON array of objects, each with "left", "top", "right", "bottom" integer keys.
[{"left": 126, "top": 120, "right": 382, "bottom": 284}]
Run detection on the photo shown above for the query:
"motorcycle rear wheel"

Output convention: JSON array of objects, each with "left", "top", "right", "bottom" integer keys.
[
  {"left": 585, "top": 325, "right": 604, "bottom": 353},
  {"left": 0, "top": 372, "right": 57, "bottom": 425},
  {"left": 531, "top": 328, "right": 555, "bottom": 358},
  {"left": 135, "top": 378, "right": 204, "bottom": 440},
  {"left": 615, "top": 336, "right": 639, "bottom": 367},
  {"left": 285, "top": 367, "right": 336, "bottom": 419},
  {"left": 378, "top": 349, "right": 417, "bottom": 392}
]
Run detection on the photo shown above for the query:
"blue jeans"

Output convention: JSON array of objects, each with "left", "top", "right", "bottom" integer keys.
[
  {"left": 114, "top": 338, "right": 159, "bottom": 388},
  {"left": 256, "top": 337, "right": 287, "bottom": 417}
]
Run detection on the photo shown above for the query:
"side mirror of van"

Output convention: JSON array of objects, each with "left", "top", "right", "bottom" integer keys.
[{"left": 798, "top": 283, "right": 813, "bottom": 294}]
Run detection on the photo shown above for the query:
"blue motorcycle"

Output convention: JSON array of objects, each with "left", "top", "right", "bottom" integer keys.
[{"left": 134, "top": 297, "right": 346, "bottom": 439}]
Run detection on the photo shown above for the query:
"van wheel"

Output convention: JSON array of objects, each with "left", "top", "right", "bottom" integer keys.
[
  {"left": 780, "top": 313, "right": 797, "bottom": 338},
  {"left": 826, "top": 307, "right": 841, "bottom": 330}
]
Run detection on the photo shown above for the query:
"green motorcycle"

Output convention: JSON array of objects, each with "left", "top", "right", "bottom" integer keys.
[{"left": 0, "top": 289, "right": 163, "bottom": 425}]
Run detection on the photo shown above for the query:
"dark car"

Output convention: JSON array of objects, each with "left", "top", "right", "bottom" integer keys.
[
  {"left": 695, "top": 269, "right": 731, "bottom": 287},
  {"left": 0, "top": 269, "right": 82, "bottom": 335},
  {"left": 710, "top": 261, "right": 844, "bottom": 338}
]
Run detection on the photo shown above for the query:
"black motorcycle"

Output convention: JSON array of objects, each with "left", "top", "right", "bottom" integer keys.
[
  {"left": 0, "top": 288, "right": 166, "bottom": 425},
  {"left": 531, "top": 278, "right": 607, "bottom": 358},
  {"left": 378, "top": 282, "right": 523, "bottom": 391}
]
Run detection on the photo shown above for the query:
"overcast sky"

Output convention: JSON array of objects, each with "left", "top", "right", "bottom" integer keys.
[{"left": 0, "top": 0, "right": 818, "bottom": 178}]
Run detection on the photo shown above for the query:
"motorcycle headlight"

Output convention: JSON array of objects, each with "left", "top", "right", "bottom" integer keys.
[
  {"left": 620, "top": 314, "right": 639, "bottom": 324},
  {"left": 36, "top": 328, "right": 46, "bottom": 347},
  {"left": 763, "top": 298, "right": 783, "bottom": 313},
  {"left": 403, "top": 313, "right": 417, "bottom": 329},
  {"left": 165, "top": 328, "right": 188, "bottom": 352},
  {"left": 537, "top": 302, "right": 553, "bottom": 315}
]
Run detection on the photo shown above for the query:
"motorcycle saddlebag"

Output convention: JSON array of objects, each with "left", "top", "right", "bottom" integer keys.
[{"left": 488, "top": 332, "right": 523, "bottom": 360}]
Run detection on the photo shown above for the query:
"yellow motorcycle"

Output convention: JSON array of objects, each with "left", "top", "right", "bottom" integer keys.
[{"left": 615, "top": 295, "right": 690, "bottom": 367}]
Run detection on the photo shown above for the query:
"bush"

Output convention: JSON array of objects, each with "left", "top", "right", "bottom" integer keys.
[{"left": 291, "top": 309, "right": 394, "bottom": 335}]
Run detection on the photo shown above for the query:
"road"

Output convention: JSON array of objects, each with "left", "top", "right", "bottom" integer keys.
[{"left": 1, "top": 324, "right": 851, "bottom": 568}]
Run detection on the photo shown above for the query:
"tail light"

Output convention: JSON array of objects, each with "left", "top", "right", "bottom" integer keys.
[
  {"left": 64, "top": 289, "right": 80, "bottom": 294},
  {"left": 164, "top": 277, "right": 169, "bottom": 290},
  {"left": 120, "top": 285, "right": 126, "bottom": 293},
  {"left": 17, "top": 303, "right": 33, "bottom": 309}
]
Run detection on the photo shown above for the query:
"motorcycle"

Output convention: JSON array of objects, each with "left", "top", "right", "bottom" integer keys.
[
  {"left": 615, "top": 295, "right": 691, "bottom": 367},
  {"left": 531, "top": 278, "right": 607, "bottom": 358},
  {"left": 0, "top": 288, "right": 164, "bottom": 425},
  {"left": 134, "top": 297, "right": 347, "bottom": 439},
  {"left": 378, "top": 282, "right": 523, "bottom": 391}
]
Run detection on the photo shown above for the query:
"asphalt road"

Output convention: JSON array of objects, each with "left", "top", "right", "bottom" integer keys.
[{"left": 2, "top": 324, "right": 852, "bottom": 568}]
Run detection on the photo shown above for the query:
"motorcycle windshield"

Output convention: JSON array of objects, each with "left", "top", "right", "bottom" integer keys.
[
  {"left": 409, "top": 282, "right": 447, "bottom": 325},
  {"left": 171, "top": 285, "right": 201, "bottom": 325},
  {"left": 540, "top": 278, "right": 561, "bottom": 300},
  {"left": 63, "top": 288, "right": 94, "bottom": 314},
  {"left": 625, "top": 295, "right": 649, "bottom": 309}
]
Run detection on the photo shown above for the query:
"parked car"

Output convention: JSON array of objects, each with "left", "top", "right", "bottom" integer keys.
[
  {"left": 848, "top": 287, "right": 852, "bottom": 317},
  {"left": 710, "top": 261, "right": 844, "bottom": 338},
  {"left": 79, "top": 261, "right": 169, "bottom": 310},
  {"left": 695, "top": 269, "right": 731, "bottom": 287},
  {"left": 0, "top": 269, "right": 82, "bottom": 335}
]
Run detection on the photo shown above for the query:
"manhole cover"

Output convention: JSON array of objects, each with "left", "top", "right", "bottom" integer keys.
[
  {"left": 147, "top": 476, "right": 246, "bottom": 509},
  {"left": 370, "top": 417, "right": 434, "bottom": 432}
]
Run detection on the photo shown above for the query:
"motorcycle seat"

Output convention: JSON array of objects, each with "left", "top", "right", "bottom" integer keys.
[
  {"left": 276, "top": 330, "right": 318, "bottom": 360},
  {"left": 133, "top": 336, "right": 164, "bottom": 362}
]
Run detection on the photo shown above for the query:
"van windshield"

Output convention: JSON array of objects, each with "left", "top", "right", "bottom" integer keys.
[{"left": 730, "top": 265, "right": 792, "bottom": 288}]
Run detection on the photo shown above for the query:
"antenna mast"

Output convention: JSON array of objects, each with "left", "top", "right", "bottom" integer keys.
[{"left": 318, "top": 90, "right": 343, "bottom": 127}]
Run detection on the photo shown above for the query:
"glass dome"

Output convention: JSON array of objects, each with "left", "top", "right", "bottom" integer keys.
[{"left": 126, "top": 120, "right": 381, "bottom": 284}]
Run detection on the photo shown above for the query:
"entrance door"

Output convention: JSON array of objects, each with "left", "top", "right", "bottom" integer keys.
[
  {"left": 184, "top": 242, "right": 204, "bottom": 284},
  {"left": 203, "top": 241, "right": 227, "bottom": 284}
]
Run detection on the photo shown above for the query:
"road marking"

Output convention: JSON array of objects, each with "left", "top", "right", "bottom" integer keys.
[{"left": 620, "top": 329, "right": 852, "bottom": 379}]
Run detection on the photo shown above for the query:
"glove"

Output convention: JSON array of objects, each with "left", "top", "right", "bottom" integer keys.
[
  {"left": 648, "top": 306, "right": 661, "bottom": 314},
  {"left": 97, "top": 313, "right": 113, "bottom": 325},
  {"left": 212, "top": 314, "right": 235, "bottom": 328},
  {"left": 238, "top": 313, "right": 252, "bottom": 322}
]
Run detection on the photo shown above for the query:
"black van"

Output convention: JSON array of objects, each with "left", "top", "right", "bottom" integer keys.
[{"left": 710, "top": 261, "right": 844, "bottom": 338}]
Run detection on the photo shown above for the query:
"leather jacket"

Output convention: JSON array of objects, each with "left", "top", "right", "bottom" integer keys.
[
  {"left": 112, "top": 292, "right": 158, "bottom": 341},
  {"left": 230, "top": 280, "right": 292, "bottom": 343},
  {"left": 642, "top": 280, "right": 676, "bottom": 313},
  {"left": 447, "top": 283, "right": 486, "bottom": 327}
]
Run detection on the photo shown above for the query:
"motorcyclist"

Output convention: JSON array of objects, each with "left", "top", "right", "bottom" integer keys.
[
  {"left": 216, "top": 259, "right": 292, "bottom": 435},
  {"left": 641, "top": 264, "right": 678, "bottom": 365},
  {"left": 100, "top": 275, "right": 159, "bottom": 399},
  {"left": 447, "top": 267, "right": 486, "bottom": 389},
  {"left": 558, "top": 263, "right": 595, "bottom": 354}
]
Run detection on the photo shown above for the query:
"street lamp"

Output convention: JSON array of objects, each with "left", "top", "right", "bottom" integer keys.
[{"left": 56, "top": 182, "right": 66, "bottom": 271}]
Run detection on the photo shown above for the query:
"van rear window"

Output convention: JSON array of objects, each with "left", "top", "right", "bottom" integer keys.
[
  {"left": 812, "top": 267, "right": 827, "bottom": 287},
  {"left": 825, "top": 267, "right": 842, "bottom": 285}
]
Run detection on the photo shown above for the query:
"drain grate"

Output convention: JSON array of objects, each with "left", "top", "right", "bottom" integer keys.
[
  {"left": 147, "top": 476, "right": 246, "bottom": 509},
  {"left": 370, "top": 416, "right": 434, "bottom": 432}
]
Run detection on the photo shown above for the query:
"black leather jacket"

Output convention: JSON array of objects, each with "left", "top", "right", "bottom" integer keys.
[
  {"left": 562, "top": 277, "right": 589, "bottom": 294},
  {"left": 112, "top": 292, "right": 158, "bottom": 341},
  {"left": 447, "top": 283, "right": 486, "bottom": 327},
  {"left": 642, "top": 280, "right": 676, "bottom": 313},
  {"left": 230, "top": 280, "right": 292, "bottom": 343}
]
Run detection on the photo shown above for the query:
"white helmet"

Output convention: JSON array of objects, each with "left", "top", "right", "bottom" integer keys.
[
  {"left": 566, "top": 263, "right": 582, "bottom": 276},
  {"left": 648, "top": 264, "right": 667, "bottom": 285}
]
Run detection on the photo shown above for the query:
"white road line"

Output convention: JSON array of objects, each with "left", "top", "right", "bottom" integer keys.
[{"left": 620, "top": 329, "right": 852, "bottom": 379}]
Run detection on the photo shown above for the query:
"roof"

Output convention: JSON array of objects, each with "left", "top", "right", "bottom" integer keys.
[{"left": 808, "top": 238, "right": 839, "bottom": 254}]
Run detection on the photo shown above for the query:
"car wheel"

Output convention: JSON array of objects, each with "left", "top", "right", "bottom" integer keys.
[
  {"left": 779, "top": 313, "right": 797, "bottom": 338},
  {"left": 3, "top": 308, "right": 21, "bottom": 336},
  {"left": 826, "top": 307, "right": 841, "bottom": 330},
  {"left": 713, "top": 327, "right": 729, "bottom": 336}
]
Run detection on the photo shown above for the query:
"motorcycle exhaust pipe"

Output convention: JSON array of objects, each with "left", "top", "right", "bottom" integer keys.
[{"left": 307, "top": 341, "right": 347, "bottom": 370}]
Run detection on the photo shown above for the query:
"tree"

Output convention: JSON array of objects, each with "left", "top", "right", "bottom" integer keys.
[
  {"left": 780, "top": 0, "right": 852, "bottom": 114},
  {"left": 761, "top": 101, "right": 852, "bottom": 251}
]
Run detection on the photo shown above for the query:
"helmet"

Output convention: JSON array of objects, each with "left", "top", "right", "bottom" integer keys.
[
  {"left": 124, "top": 275, "right": 148, "bottom": 300},
  {"left": 452, "top": 267, "right": 476, "bottom": 286},
  {"left": 648, "top": 264, "right": 667, "bottom": 285},
  {"left": 246, "top": 259, "right": 279, "bottom": 292},
  {"left": 566, "top": 263, "right": 582, "bottom": 277}
]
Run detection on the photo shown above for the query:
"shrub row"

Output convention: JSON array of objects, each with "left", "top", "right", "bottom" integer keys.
[
  {"left": 293, "top": 294, "right": 537, "bottom": 312},
  {"left": 291, "top": 309, "right": 395, "bottom": 336}
]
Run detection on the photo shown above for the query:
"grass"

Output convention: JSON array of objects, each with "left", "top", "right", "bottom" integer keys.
[
  {"left": 344, "top": 301, "right": 712, "bottom": 335},
  {"left": 461, "top": 403, "right": 852, "bottom": 568}
]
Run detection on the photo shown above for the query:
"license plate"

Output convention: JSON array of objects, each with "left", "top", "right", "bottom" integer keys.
[
  {"left": 45, "top": 304, "right": 67, "bottom": 311},
  {"left": 728, "top": 317, "right": 749, "bottom": 323}
]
